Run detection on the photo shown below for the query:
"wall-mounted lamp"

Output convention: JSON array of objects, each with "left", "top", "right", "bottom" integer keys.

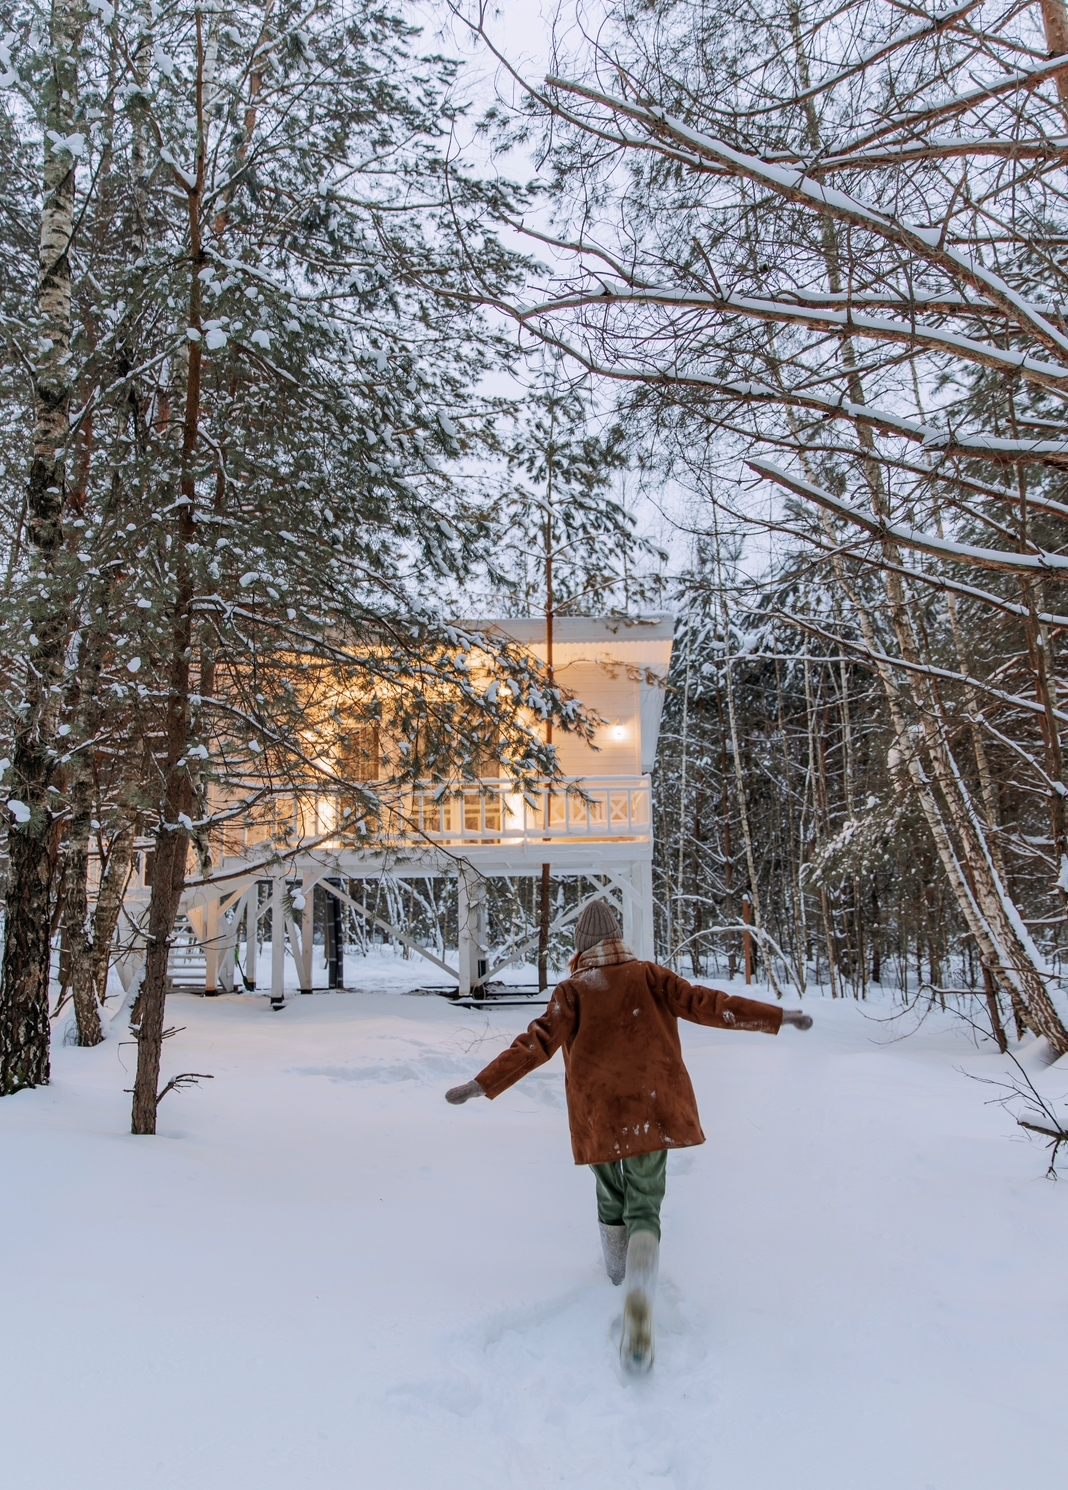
[{"left": 609, "top": 720, "right": 627, "bottom": 741}]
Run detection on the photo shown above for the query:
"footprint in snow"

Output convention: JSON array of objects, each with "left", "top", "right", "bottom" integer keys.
[
  {"left": 288, "top": 1051, "right": 474, "bottom": 1084},
  {"left": 386, "top": 1372, "right": 482, "bottom": 1419}
]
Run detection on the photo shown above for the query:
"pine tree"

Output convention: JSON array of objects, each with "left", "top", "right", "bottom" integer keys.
[{"left": 0, "top": 0, "right": 580, "bottom": 1120}]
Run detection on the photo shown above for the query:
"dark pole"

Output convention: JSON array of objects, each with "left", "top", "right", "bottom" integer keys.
[
  {"left": 538, "top": 406, "right": 555, "bottom": 993},
  {"left": 326, "top": 878, "right": 345, "bottom": 989},
  {"left": 294, "top": 881, "right": 311, "bottom": 994}
]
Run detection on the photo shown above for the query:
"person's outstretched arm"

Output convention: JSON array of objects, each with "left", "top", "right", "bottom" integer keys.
[
  {"left": 660, "top": 968, "right": 814, "bottom": 1034},
  {"left": 444, "top": 983, "right": 577, "bottom": 1105}
]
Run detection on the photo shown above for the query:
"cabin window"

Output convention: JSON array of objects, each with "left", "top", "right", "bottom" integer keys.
[
  {"left": 463, "top": 794, "right": 481, "bottom": 833},
  {"left": 340, "top": 723, "right": 380, "bottom": 783}
]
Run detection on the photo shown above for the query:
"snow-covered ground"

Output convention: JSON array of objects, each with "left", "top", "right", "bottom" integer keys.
[{"left": 2, "top": 959, "right": 1066, "bottom": 1489}]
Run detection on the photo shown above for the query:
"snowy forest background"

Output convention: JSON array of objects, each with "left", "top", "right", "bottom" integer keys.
[{"left": 5, "top": 0, "right": 1068, "bottom": 1107}]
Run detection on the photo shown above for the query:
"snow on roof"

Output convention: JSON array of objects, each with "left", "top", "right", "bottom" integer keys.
[{"left": 462, "top": 614, "right": 676, "bottom": 645}]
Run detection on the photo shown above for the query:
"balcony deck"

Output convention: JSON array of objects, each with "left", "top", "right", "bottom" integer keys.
[{"left": 190, "top": 777, "right": 654, "bottom": 886}]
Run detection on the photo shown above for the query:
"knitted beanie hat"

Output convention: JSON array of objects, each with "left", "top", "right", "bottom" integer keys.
[{"left": 573, "top": 898, "right": 623, "bottom": 954}]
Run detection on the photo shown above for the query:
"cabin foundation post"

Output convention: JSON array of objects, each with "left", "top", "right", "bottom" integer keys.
[
  {"left": 217, "top": 908, "right": 235, "bottom": 992},
  {"left": 203, "top": 899, "right": 219, "bottom": 994},
  {"left": 474, "top": 879, "right": 488, "bottom": 986},
  {"left": 295, "top": 874, "right": 315, "bottom": 993},
  {"left": 631, "top": 858, "right": 655, "bottom": 961},
  {"left": 457, "top": 868, "right": 473, "bottom": 995},
  {"left": 248, "top": 882, "right": 270, "bottom": 991},
  {"left": 270, "top": 877, "right": 285, "bottom": 1008},
  {"left": 325, "top": 877, "right": 344, "bottom": 989}
]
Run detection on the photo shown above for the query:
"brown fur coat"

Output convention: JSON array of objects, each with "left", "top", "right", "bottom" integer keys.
[{"left": 475, "top": 943, "right": 783, "bottom": 1164}]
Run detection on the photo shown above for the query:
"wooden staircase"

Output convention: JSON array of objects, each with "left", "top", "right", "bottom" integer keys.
[{"left": 166, "top": 915, "right": 208, "bottom": 991}]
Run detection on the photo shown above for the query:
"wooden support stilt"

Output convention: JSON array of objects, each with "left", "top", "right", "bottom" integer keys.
[
  {"left": 204, "top": 898, "right": 218, "bottom": 994},
  {"left": 270, "top": 877, "right": 285, "bottom": 1008},
  {"left": 294, "top": 873, "right": 315, "bottom": 993},
  {"left": 325, "top": 876, "right": 344, "bottom": 988},
  {"left": 457, "top": 869, "right": 473, "bottom": 996}
]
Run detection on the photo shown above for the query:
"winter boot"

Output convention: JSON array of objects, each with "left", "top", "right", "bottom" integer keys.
[
  {"left": 599, "top": 1222, "right": 628, "bottom": 1286},
  {"left": 620, "top": 1229, "right": 659, "bottom": 1375}
]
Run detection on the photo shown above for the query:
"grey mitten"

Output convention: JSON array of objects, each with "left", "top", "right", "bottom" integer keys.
[{"left": 445, "top": 1079, "right": 485, "bottom": 1105}]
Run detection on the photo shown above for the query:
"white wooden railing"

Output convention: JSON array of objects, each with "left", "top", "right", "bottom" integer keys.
[
  {"left": 408, "top": 777, "right": 652, "bottom": 846},
  {"left": 203, "top": 776, "right": 653, "bottom": 864}
]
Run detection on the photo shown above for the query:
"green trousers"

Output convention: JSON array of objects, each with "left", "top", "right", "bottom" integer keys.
[{"left": 590, "top": 1150, "right": 668, "bottom": 1240}]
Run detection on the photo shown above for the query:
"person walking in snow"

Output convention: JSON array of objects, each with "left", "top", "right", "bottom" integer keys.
[{"left": 445, "top": 898, "right": 813, "bottom": 1374}]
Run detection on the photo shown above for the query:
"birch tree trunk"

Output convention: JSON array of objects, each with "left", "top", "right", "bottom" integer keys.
[{"left": 0, "top": 0, "right": 83, "bottom": 1093}]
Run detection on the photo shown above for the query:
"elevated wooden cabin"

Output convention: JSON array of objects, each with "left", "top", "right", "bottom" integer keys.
[{"left": 117, "top": 614, "right": 674, "bottom": 1001}]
